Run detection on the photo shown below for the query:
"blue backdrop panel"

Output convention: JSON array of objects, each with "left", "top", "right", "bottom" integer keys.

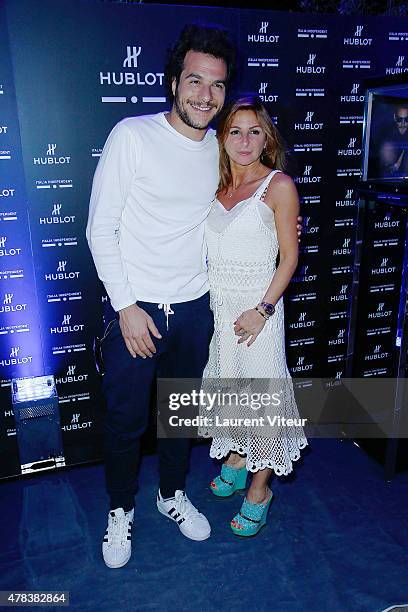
[
  {"left": 0, "top": 0, "right": 407, "bottom": 477},
  {"left": 0, "top": 2, "right": 44, "bottom": 477}
]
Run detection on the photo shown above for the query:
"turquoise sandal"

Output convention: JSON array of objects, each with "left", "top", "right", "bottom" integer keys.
[
  {"left": 210, "top": 464, "right": 248, "bottom": 498},
  {"left": 230, "top": 493, "right": 273, "bottom": 536}
]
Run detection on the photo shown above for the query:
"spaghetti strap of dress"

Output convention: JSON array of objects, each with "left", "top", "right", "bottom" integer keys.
[{"left": 252, "top": 169, "right": 282, "bottom": 201}]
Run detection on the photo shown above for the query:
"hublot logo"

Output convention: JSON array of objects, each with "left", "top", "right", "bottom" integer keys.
[
  {"left": 326, "top": 371, "right": 344, "bottom": 386},
  {"left": 50, "top": 314, "right": 85, "bottom": 335},
  {"left": 123, "top": 45, "right": 141, "bottom": 68},
  {"left": 344, "top": 25, "right": 372, "bottom": 46},
  {"left": 368, "top": 303, "right": 392, "bottom": 320},
  {"left": 371, "top": 257, "right": 396, "bottom": 275},
  {"left": 338, "top": 137, "right": 361, "bottom": 156},
  {"left": 331, "top": 284, "right": 349, "bottom": 302},
  {"left": 294, "top": 111, "right": 323, "bottom": 131},
  {"left": 336, "top": 189, "right": 356, "bottom": 207},
  {"left": 39, "top": 203, "right": 76, "bottom": 225},
  {"left": 62, "top": 411, "right": 92, "bottom": 431},
  {"left": 0, "top": 188, "right": 15, "bottom": 197},
  {"left": 304, "top": 216, "right": 320, "bottom": 235},
  {"left": 294, "top": 165, "right": 322, "bottom": 184},
  {"left": 296, "top": 53, "right": 326, "bottom": 75},
  {"left": 374, "top": 214, "right": 400, "bottom": 229},
  {"left": 289, "top": 311, "right": 316, "bottom": 329},
  {"left": 258, "top": 82, "right": 278, "bottom": 103},
  {"left": 0, "top": 292, "right": 27, "bottom": 313},
  {"left": 248, "top": 21, "right": 279, "bottom": 43},
  {"left": 33, "top": 144, "right": 71, "bottom": 166},
  {"left": 328, "top": 328, "right": 346, "bottom": 346},
  {"left": 386, "top": 55, "right": 408, "bottom": 74},
  {"left": 290, "top": 355, "right": 314, "bottom": 373},
  {"left": 340, "top": 83, "right": 365, "bottom": 103},
  {"left": 55, "top": 364, "right": 89, "bottom": 385},
  {"left": 0, "top": 345, "right": 33, "bottom": 366},
  {"left": 292, "top": 264, "right": 317, "bottom": 283},
  {"left": 45, "top": 260, "right": 80, "bottom": 281},
  {"left": 365, "top": 344, "right": 390, "bottom": 361},
  {"left": 100, "top": 44, "right": 164, "bottom": 87},
  {"left": 333, "top": 238, "right": 352, "bottom": 256},
  {"left": 0, "top": 236, "right": 21, "bottom": 257}
]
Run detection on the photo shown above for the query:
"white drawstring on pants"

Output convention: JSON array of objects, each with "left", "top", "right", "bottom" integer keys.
[{"left": 158, "top": 303, "right": 174, "bottom": 330}]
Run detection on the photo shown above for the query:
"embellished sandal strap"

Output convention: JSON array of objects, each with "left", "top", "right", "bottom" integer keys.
[
  {"left": 239, "top": 512, "right": 261, "bottom": 524},
  {"left": 219, "top": 475, "right": 234, "bottom": 486},
  {"left": 240, "top": 498, "right": 266, "bottom": 522}
]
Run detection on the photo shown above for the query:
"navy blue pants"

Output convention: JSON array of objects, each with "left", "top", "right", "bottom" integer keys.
[{"left": 101, "top": 293, "right": 214, "bottom": 510}]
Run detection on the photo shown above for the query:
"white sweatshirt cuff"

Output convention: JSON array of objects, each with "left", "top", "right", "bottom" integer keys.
[{"left": 105, "top": 283, "right": 137, "bottom": 312}]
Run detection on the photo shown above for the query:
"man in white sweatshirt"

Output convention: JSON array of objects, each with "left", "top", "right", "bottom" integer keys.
[{"left": 87, "top": 24, "right": 236, "bottom": 568}]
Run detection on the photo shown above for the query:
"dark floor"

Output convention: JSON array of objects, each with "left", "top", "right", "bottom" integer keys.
[{"left": 1, "top": 439, "right": 408, "bottom": 612}]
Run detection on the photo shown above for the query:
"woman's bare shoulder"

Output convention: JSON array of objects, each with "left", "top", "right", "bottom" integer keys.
[{"left": 264, "top": 172, "right": 298, "bottom": 210}]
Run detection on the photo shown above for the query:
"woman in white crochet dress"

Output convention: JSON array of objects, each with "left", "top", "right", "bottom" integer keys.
[{"left": 202, "top": 96, "right": 307, "bottom": 536}]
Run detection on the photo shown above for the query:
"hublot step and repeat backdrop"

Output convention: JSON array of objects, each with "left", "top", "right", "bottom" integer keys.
[{"left": 1, "top": 0, "right": 407, "bottom": 478}]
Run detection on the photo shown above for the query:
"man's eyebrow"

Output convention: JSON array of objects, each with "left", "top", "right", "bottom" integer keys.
[{"left": 184, "top": 72, "right": 226, "bottom": 85}]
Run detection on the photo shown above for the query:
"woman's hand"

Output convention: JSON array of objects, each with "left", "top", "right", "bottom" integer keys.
[
  {"left": 233, "top": 308, "right": 266, "bottom": 347},
  {"left": 297, "top": 215, "right": 303, "bottom": 242}
]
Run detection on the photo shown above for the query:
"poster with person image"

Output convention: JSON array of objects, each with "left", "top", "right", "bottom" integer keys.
[{"left": 366, "top": 94, "right": 408, "bottom": 180}]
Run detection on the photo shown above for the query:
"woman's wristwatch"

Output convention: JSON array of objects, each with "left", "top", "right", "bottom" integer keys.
[{"left": 255, "top": 301, "right": 275, "bottom": 320}]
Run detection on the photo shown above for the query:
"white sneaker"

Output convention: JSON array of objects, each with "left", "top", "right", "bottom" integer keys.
[
  {"left": 102, "top": 507, "right": 134, "bottom": 568},
  {"left": 157, "top": 490, "right": 211, "bottom": 541}
]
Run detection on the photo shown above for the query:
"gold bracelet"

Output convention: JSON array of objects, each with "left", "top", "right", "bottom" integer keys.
[{"left": 255, "top": 306, "right": 269, "bottom": 320}]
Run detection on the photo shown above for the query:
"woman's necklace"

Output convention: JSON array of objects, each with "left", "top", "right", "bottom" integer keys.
[{"left": 228, "top": 185, "right": 238, "bottom": 198}]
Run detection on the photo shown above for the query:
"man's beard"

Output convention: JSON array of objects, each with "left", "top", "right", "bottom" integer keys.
[{"left": 174, "top": 92, "right": 219, "bottom": 131}]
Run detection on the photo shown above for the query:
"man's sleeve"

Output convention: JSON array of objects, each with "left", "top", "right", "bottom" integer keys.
[{"left": 86, "top": 120, "right": 140, "bottom": 312}]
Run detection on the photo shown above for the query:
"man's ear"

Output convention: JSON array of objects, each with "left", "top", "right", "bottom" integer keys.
[{"left": 172, "top": 77, "right": 177, "bottom": 98}]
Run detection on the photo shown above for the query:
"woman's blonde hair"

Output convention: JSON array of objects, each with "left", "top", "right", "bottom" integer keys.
[{"left": 217, "top": 95, "right": 287, "bottom": 193}]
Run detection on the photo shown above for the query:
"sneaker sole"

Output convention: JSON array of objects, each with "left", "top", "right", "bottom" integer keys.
[{"left": 157, "top": 505, "right": 211, "bottom": 541}]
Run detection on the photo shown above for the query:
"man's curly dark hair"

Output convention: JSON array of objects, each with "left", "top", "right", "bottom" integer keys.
[{"left": 165, "top": 24, "right": 236, "bottom": 102}]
